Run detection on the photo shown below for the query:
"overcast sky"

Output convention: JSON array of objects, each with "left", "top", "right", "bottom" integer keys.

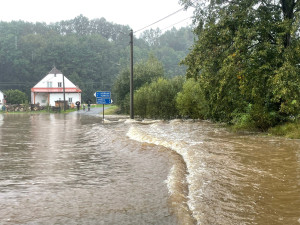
[{"left": 0, "top": 0, "right": 194, "bottom": 35}]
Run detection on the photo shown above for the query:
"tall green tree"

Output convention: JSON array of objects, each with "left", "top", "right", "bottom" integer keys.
[
  {"left": 180, "top": 0, "right": 300, "bottom": 128},
  {"left": 112, "top": 55, "right": 164, "bottom": 113},
  {"left": 140, "top": 27, "right": 195, "bottom": 77}
]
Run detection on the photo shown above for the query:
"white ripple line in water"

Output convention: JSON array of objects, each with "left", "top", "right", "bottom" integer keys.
[
  {"left": 126, "top": 126, "right": 202, "bottom": 224},
  {"left": 164, "top": 165, "right": 177, "bottom": 195}
]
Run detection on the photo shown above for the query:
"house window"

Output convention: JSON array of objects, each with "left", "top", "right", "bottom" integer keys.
[
  {"left": 68, "top": 98, "right": 72, "bottom": 103},
  {"left": 58, "top": 82, "right": 62, "bottom": 87},
  {"left": 47, "top": 82, "right": 52, "bottom": 87}
]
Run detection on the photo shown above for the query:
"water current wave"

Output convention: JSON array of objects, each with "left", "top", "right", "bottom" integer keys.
[
  {"left": 126, "top": 119, "right": 300, "bottom": 225},
  {"left": 1, "top": 114, "right": 300, "bottom": 225},
  {"left": 127, "top": 121, "right": 200, "bottom": 224}
]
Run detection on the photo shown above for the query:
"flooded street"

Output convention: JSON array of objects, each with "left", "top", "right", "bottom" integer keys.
[{"left": 0, "top": 112, "right": 300, "bottom": 224}]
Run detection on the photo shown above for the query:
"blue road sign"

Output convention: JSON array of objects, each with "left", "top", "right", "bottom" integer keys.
[
  {"left": 96, "top": 98, "right": 111, "bottom": 104},
  {"left": 96, "top": 91, "right": 111, "bottom": 98},
  {"left": 95, "top": 91, "right": 111, "bottom": 105}
]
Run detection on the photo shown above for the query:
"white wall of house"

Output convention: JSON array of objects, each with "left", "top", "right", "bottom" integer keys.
[
  {"left": 32, "top": 92, "right": 81, "bottom": 106},
  {"left": 33, "top": 93, "right": 48, "bottom": 106},
  {"left": 31, "top": 68, "right": 82, "bottom": 106},
  {"left": 0, "top": 91, "right": 4, "bottom": 110},
  {"left": 49, "top": 93, "right": 81, "bottom": 106},
  {"left": 34, "top": 74, "right": 76, "bottom": 89}
]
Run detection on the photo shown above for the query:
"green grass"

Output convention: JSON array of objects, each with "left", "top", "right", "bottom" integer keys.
[
  {"left": 268, "top": 122, "right": 300, "bottom": 139},
  {"left": 103, "top": 105, "right": 119, "bottom": 115},
  {"left": 224, "top": 117, "right": 300, "bottom": 139}
]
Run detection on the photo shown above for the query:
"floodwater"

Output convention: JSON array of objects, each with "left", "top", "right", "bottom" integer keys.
[{"left": 0, "top": 112, "right": 300, "bottom": 225}]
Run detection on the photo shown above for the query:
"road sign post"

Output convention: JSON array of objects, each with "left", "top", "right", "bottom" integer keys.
[{"left": 95, "top": 91, "right": 111, "bottom": 121}]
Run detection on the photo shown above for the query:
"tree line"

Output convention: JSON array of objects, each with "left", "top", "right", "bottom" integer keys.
[
  {"left": 0, "top": 15, "right": 194, "bottom": 103},
  {"left": 178, "top": 0, "right": 300, "bottom": 130},
  {"left": 3, "top": 2, "right": 297, "bottom": 132},
  {"left": 114, "top": 0, "right": 300, "bottom": 131}
]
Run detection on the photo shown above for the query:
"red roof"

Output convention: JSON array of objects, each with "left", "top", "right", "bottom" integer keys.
[{"left": 31, "top": 87, "right": 82, "bottom": 93}]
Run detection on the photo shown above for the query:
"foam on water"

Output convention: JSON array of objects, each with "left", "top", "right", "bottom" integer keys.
[
  {"left": 127, "top": 125, "right": 201, "bottom": 224},
  {"left": 126, "top": 119, "right": 300, "bottom": 225}
]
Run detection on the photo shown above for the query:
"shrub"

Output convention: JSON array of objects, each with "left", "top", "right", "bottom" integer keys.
[
  {"left": 134, "top": 76, "right": 184, "bottom": 119},
  {"left": 176, "top": 79, "right": 207, "bottom": 119},
  {"left": 4, "top": 89, "right": 28, "bottom": 104}
]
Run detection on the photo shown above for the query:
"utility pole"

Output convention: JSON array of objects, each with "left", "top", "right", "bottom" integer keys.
[
  {"left": 130, "top": 29, "right": 134, "bottom": 119},
  {"left": 63, "top": 73, "right": 66, "bottom": 111}
]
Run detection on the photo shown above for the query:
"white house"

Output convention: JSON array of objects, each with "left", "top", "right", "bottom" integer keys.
[
  {"left": 0, "top": 90, "right": 4, "bottom": 110},
  {"left": 31, "top": 67, "right": 82, "bottom": 106}
]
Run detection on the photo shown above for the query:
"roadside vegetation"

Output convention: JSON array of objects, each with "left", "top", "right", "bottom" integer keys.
[
  {"left": 112, "top": 52, "right": 300, "bottom": 138},
  {"left": 103, "top": 105, "right": 119, "bottom": 115},
  {"left": 268, "top": 121, "right": 300, "bottom": 139},
  {"left": 4, "top": 89, "right": 28, "bottom": 104},
  {"left": 113, "top": 0, "right": 300, "bottom": 139},
  {"left": 1, "top": 3, "right": 300, "bottom": 139}
]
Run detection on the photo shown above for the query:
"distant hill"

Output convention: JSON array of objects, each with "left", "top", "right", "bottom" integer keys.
[{"left": 0, "top": 15, "right": 195, "bottom": 101}]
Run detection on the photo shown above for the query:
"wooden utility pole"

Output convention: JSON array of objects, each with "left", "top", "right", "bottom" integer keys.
[
  {"left": 130, "top": 29, "right": 134, "bottom": 119},
  {"left": 63, "top": 73, "right": 66, "bottom": 111}
]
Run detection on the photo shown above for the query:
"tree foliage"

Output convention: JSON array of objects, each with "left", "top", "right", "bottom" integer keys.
[
  {"left": 176, "top": 78, "right": 207, "bottom": 119},
  {"left": 180, "top": 0, "right": 300, "bottom": 129},
  {"left": 112, "top": 55, "right": 164, "bottom": 113},
  {"left": 139, "top": 27, "right": 195, "bottom": 77},
  {"left": 0, "top": 16, "right": 194, "bottom": 103},
  {"left": 135, "top": 76, "right": 184, "bottom": 119},
  {"left": 4, "top": 89, "right": 28, "bottom": 104}
]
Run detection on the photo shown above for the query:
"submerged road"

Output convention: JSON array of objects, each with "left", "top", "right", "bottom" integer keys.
[
  {"left": 1, "top": 111, "right": 300, "bottom": 224},
  {"left": 0, "top": 113, "right": 177, "bottom": 224},
  {"left": 75, "top": 105, "right": 107, "bottom": 116}
]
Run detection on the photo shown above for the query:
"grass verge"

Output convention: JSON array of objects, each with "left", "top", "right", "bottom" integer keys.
[
  {"left": 104, "top": 105, "right": 119, "bottom": 115},
  {"left": 268, "top": 122, "right": 300, "bottom": 139},
  {"left": 226, "top": 120, "right": 300, "bottom": 139}
]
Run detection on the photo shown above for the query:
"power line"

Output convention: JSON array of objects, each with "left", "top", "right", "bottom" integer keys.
[
  {"left": 134, "top": 0, "right": 197, "bottom": 34},
  {"left": 161, "top": 16, "right": 193, "bottom": 32},
  {"left": 134, "top": 8, "right": 185, "bottom": 34}
]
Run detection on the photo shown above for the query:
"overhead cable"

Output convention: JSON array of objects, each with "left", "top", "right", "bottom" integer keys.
[
  {"left": 161, "top": 16, "right": 192, "bottom": 31},
  {"left": 134, "top": 8, "right": 185, "bottom": 34},
  {"left": 134, "top": 0, "right": 197, "bottom": 34}
]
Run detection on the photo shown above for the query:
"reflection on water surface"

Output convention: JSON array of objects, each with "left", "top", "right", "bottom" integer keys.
[{"left": 0, "top": 114, "right": 300, "bottom": 225}]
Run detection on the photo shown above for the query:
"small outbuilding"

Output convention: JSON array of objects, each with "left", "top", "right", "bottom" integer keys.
[{"left": 31, "top": 67, "right": 82, "bottom": 106}]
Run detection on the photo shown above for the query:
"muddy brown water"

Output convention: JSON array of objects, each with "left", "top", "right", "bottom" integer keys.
[{"left": 0, "top": 113, "right": 299, "bottom": 224}]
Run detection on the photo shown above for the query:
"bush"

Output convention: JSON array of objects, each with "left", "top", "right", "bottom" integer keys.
[
  {"left": 176, "top": 79, "right": 207, "bottom": 119},
  {"left": 134, "top": 76, "right": 184, "bottom": 119},
  {"left": 232, "top": 103, "right": 283, "bottom": 131},
  {"left": 4, "top": 89, "right": 28, "bottom": 104},
  {"left": 231, "top": 113, "right": 256, "bottom": 131},
  {"left": 268, "top": 122, "right": 300, "bottom": 139},
  {"left": 112, "top": 55, "right": 164, "bottom": 114}
]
